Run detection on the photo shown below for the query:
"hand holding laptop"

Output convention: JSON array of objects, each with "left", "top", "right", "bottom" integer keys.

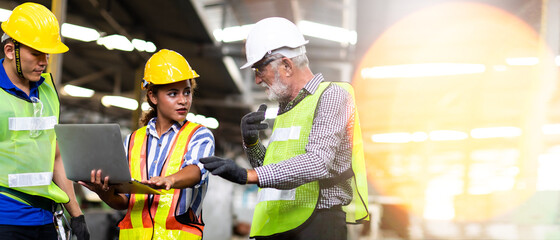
[
  {"left": 78, "top": 169, "right": 114, "bottom": 199},
  {"left": 79, "top": 169, "right": 166, "bottom": 195}
]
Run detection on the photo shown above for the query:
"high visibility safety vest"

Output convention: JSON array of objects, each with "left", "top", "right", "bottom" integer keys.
[
  {"left": 250, "top": 82, "right": 369, "bottom": 238},
  {"left": 118, "top": 122, "right": 204, "bottom": 240},
  {"left": 0, "top": 73, "right": 69, "bottom": 204}
]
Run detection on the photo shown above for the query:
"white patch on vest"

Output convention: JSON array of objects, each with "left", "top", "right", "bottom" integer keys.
[
  {"left": 8, "top": 172, "right": 53, "bottom": 187},
  {"left": 257, "top": 188, "right": 296, "bottom": 202},
  {"left": 8, "top": 116, "right": 57, "bottom": 131},
  {"left": 269, "top": 126, "right": 301, "bottom": 142}
]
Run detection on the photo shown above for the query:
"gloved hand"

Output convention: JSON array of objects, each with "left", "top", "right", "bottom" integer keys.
[
  {"left": 241, "top": 104, "right": 268, "bottom": 146},
  {"left": 70, "top": 215, "right": 90, "bottom": 240},
  {"left": 200, "top": 156, "right": 247, "bottom": 184}
]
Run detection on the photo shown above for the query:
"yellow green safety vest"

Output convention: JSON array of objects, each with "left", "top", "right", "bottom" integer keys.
[
  {"left": 250, "top": 82, "right": 369, "bottom": 238},
  {"left": 0, "top": 73, "right": 69, "bottom": 205},
  {"left": 118, "top": 122, "right": 204, "bottom": 240}
]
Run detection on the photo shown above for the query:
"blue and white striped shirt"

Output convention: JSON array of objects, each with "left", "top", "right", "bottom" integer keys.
[{"left": 124, "top": 118, "right": 214, "bottom": 217}]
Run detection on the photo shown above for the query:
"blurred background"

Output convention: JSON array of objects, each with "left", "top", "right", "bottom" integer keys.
[{"left": 1, "top": 0, "right": 559, "bottom": 239}]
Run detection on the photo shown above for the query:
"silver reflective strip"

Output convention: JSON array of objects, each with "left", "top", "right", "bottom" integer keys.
[
  {"left": 269, "top": 126, "right": 301, "bottom": 142},
  {"left": 257, "top": 188, "right": 296, "bottom": 202},
  {"left": 8, "top": 116, "right": 57, "bottom": 131},
  {"left": 8, "top": 172, "right": 53, "bottom": 187}
]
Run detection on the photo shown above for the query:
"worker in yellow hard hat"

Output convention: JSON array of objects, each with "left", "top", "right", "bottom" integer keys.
[
  {"left": 80, "top": 49, "right": 214, "bottom": 240},
  {"left": 0, "top": 2, "right": 89, "bottom": 240}
]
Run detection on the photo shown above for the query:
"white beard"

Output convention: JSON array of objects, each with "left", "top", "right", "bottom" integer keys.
[{"left": 261, "top": 70, "right": 290, "bottom": 102}]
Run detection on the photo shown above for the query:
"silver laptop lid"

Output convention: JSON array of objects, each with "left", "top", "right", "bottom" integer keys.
[{"left": 55, "top": 123, "right": 132, "bottom": 183}]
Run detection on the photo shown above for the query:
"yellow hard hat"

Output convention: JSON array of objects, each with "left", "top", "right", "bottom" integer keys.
[
  {"left": 1, "top": 2, "right": 68, "bottom": 54},
  {"left": 143, "top": 49, "right": 199, "bottom": 89}
]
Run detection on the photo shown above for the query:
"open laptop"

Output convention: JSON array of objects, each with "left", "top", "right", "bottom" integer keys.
[{"left": 55, "top": 123, "right": 161, "bottom": 195}]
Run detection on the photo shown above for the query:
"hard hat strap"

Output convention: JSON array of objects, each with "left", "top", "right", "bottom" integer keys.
[{"left": 12, "top": 39, "right": 24, "bottom": 79}]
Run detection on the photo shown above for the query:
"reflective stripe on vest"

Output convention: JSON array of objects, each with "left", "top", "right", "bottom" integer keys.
[
  {"left": 0, "top": 73, "right": 69, "bottom": 204},
  {"left": 118, "top": 122, "right": 204, "bottom": 240},
  {"left": 250, "top": 82, "right": 370, "bottom": 238}
]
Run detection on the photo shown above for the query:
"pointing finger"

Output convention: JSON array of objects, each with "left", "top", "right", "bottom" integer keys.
[{"left": 257, "top": 104, "right": 267, "bottom": 113}]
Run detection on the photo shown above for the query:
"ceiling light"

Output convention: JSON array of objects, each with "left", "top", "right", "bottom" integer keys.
[
  {"left": 213, "top": 24, "right": 254, "bottom": 43},
  {"left": 62, "top": 84, "right": 94, "bottom": 97},
  {"left": 0, "top": 8, "right": 11, "bottom": 21},
  {"left": 429, "top": 130, "right": 468, "bottom": 141},
  {"left": 101, "top": 95, "right": 138, "bottom": 110},
  {"left": 371, "top": 132, "right": 411, "bottom": 143},
  {"left": 506, "top": 57, "right": 539, "bottom": 66},
  {"left": 186, "top": 113, "right": 220, "bottom": 129},
  {"left": 97, "top": 34, "right": 134, "bottom": 51},
  {"left": 471, "top": 127, "right": 522, "bottom": 139},
  {"left": 61, "top": 23, "right": 100, "bottom": 42},
  {"left": 493, "top": 65, "right": 507, "bottom": 71},
  {"left": 132, "top": 39, "right": 157, "bottom": 52},
  {"left": 298, "top": 20, "right": 357, "bottom": 45},
  {"left": 411, "top": 132, "right": 428, "bottom": 142},
  {"left": 204, "top": 117, "right": 219, "bottom": 129},
  {"left": 361, "top": 63, "right": 486, "bottom": 79},
  {"left": 141, "top": 102, "right": 150, "bottom": 111},
  {"left": 132, "top": 39, "right": 148, "bottom": 51},
  {"left": 215, "top": 20, "right": 358, "bottom": 45},
  {"left": 542, "top": 124, "right": 560, "bottom": 135},
  {"left": 0, "top": 8, "right": 155, "bottom": 53},
  {"left": 145, "top": 41, "right": 157, "bottom": 53}
]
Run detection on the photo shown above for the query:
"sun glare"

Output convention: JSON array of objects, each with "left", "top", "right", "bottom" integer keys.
[{"left": 353, "top": 2, "right": 556, "bottom": 222}]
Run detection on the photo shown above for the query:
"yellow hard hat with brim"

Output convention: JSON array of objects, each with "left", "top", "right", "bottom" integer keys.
[
  {"left": 143, "top": 49, "right": 199, "bottom": 89},
  {"left": 1, "top": 2, "right": 68, "bottom": 54}
]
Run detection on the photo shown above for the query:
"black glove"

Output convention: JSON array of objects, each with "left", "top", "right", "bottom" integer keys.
[
  {"left": 241, "top": 104, "right": 268, "bottom": 146},
  {"left": 70, "top": 215, "right": 90, "bottom": 240},
  {"left": 201, "top": 156, "right": 248, "bottom": 184}
]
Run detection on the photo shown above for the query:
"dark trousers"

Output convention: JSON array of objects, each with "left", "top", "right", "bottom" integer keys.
[
  {"left": 0, "top": 224, "right": 57, "bottom": 240},
  {"left": 255, "top": 207, "right": 347, "bottom": 240}
]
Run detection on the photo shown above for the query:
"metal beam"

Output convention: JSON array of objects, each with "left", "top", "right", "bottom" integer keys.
[
  {"left": 86, "top": 0, "right": 149, "bottom": 61},
  {"left": 195, "top": 98, "right": 252, "bottom": 109},
  {"left": 130, "top": 67, "right": 143, "bottom": 130},
  {"left": 190, "top": 0, "right": 248, "bottom": 101},
  {"left": 64, "top": 68, "right": 115, "bottom": 86},
  {"left": 47, "top": 0, "right": 67, "bottom": 86}
]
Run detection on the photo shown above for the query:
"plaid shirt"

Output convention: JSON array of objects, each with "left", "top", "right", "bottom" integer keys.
[{"left": 246, "top": 73, "right": 355, "bottom": 209}]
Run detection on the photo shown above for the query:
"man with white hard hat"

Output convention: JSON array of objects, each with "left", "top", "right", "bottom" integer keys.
[{"left": 201, "top": 17, "right": 369, "bottom": 240}]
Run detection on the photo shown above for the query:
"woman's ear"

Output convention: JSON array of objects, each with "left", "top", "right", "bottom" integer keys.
[{"left": 147, "top": 90, "right": 157, "bottom": 105}]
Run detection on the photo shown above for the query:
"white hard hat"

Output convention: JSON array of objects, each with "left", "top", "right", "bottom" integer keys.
[{"left": 240, "top": 17, "right": 309, "bottom": 69}]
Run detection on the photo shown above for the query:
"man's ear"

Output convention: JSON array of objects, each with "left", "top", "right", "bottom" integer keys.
[
  {"left": 282, "top": 58, "right": 294, "bottom": 77},
  {"left": 4, "top": 42, "right": 14, "bottom": 60}
]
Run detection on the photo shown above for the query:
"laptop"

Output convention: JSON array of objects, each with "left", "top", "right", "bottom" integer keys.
[{"left": 55, "top": 123, "right": 161, "bottom": 195}]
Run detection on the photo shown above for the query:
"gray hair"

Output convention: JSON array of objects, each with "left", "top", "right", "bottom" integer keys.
[
  {"left": 267, "top": 50, "right": 309, "bottom": 70},
  {"left": 1, "top": 33, "right": 11, "bottom": 43},
  {"left": 290, "top": 53, "right": 309, "bottom": 68}
]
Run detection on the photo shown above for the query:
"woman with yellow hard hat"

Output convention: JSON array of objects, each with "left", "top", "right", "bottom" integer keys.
[
  {"left": 0, "top": 2, "right": 89, "bottom": 240},
  {"left": 80, "top": 49, "right": 213, "bottom": 240}
]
